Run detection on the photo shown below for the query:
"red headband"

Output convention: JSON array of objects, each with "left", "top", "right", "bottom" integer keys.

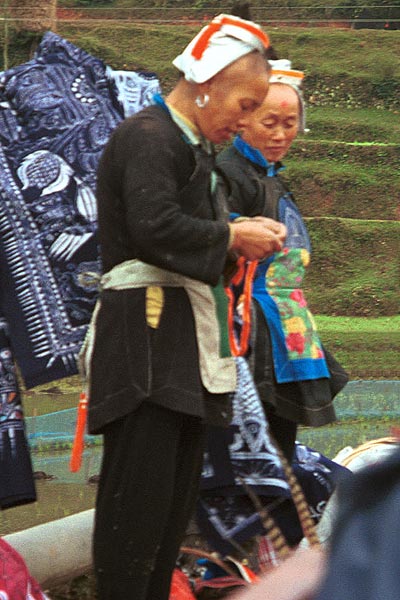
[{"left": 191, "top": 15, "right": 270, "bottom": 61}]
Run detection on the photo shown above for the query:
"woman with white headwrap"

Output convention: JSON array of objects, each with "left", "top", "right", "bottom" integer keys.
[
  {"left": 217, "top": 60, "right": 348, "bottom": 463},
  {"left": 87, "top": 14, "right": 286, "bottom": 600}
]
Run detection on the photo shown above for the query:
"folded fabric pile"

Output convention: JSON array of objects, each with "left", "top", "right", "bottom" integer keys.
[{"left": 198, "top": 358, "right": 349, "bottom": 558}]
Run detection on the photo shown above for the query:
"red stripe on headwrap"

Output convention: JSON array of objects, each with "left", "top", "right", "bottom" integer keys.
[{"left": 191, "top": 15, "right": 270, "bottom": 60}]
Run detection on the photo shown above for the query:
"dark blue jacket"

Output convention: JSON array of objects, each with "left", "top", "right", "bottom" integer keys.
[{"left": 316, "top": 446, "right": 400, "bottom": 600}]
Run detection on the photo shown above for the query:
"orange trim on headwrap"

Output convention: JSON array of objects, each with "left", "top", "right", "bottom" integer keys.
[
  {"left": 191, "top": 15, "right": 270, "bottom": 61},
  {"left": 271, "top": 69, "right": 304, "bottom": 79}
]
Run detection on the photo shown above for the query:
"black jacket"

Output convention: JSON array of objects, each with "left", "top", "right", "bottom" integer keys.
[
  {"left": 97, "top": 104, "right": 229, "bottom": 282},
  {"left": 217, "top": 144, "right": 286, "bottom": 219},
  {"left": 89, "top": 104, "right": 232, "bottom": 433},
  {"left": 216, "top": 143, "right": 341, "bottom": 427}
]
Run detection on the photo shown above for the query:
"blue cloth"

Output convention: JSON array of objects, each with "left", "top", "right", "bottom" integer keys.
[
  {"left": 316, "top": 447, "right": 400, "bottom": 600},
  {"left": 0, "top": 31, "right": 160, "bottom": 388},
  {"left": 233, "top": 135, "right": 283, "bottom": 175}
]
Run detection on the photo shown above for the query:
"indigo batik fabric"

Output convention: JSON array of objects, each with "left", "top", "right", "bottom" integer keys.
[
  {"left": 0, "top": 317, "right": 36, "bottom": 508},
  {"left": 0, "top": 31, "right": 160, "bottom": 388}
]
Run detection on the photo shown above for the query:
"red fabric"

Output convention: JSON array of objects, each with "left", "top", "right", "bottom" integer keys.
[
  {"left": 169, "top": 568, "right": 196, "bottom": 600},
  {"left": 194, "top": 575, "right": 247, "bottom": 592},
  {"left": 0, "top": 538, "right": 48, "bottom": 599}
]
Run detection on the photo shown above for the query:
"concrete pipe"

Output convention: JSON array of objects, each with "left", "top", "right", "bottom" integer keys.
[{"left": 3, "top": 508, "right": 95, "bottom": 589}]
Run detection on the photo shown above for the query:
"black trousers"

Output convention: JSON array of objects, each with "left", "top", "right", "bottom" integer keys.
[{"left": 93, "top": 402, "right": 206, "bottom": 600}]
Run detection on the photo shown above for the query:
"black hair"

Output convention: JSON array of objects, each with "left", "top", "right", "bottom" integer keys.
[
  {"left": 230, "top": 1, "right": 252, "bottom": 21},
  {"left": 230, "top": 2, "right": 280, "bottom": 61}
]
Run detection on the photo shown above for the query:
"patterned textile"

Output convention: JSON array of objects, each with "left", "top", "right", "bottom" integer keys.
[
  {"left": 106, "top": 68, "right": 160, "bottom": 118},
  {"left": 0, "top": 32, "right": 160, "bottom": 507},
  {"left": 0, "top": 31, "right": 160, "bottom": 388},
  {"left": 201, "top": 357, "right": 288, "bottom": 495},
  {"left": 197, "top": 357, "right": 348, "bottom": 557},
  {"left": 251, "top": 199, "right": 329, "bottom": 384},
  {"left": 0, "top": 317, "right": 36, "bottom": 508}
]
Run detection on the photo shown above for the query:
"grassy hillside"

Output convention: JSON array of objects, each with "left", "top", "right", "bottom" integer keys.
[
  {"left": 304, "top": 217, "right": 399, "bottom": 316},
  {"left": 4, "top": 23, "right": 400, "bottom": 103},
  {"left": 285, "top": 107, "right": 400, "bottom": 220},
  {"left": 284, "top": 156, "right": 399, "bottom": 221},
  {"left": 56, "top": 23, "right": 400, "bottom": 103},
  {"left": 0, "top": 22, "right": 398, "bottom": 380},
  {"left": 315, "top": 315, "right": 400, "bottom": 380},
  {"left": 302, "top": 107, "right": 400, "bottom": 143}
]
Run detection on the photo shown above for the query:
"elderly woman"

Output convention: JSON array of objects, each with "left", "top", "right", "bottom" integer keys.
[
  {"left": 86, "top": 14, "right": 287, "bottom": 600},
  {"left": 217, "top": 60, "right": 347, "bottom": 463}
]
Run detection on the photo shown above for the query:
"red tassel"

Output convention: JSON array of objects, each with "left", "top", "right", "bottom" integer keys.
[{"left": 69, "top": 392, "right": 88, "bottom": 473}]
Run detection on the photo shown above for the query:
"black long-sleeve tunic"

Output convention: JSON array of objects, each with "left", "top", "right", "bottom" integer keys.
[{"left": 88, "top": 104, "right": 233, "bottom": 433}]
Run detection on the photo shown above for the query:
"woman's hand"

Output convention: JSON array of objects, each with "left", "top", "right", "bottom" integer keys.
[
  {"left": 229, "top": 217, "right": 287, "bottom": 261},
  {"left": 230, "top": 547, "right": 326, "bottom": 600}
]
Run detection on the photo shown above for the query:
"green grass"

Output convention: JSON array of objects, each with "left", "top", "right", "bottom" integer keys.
[
  {"left": 2, "top": 20, "right": 399, "bottom": 106},
  {"left": 283, "top": 160, "right": 399, "bottom": 220},
  {"left": 315, "top": 315, "right": 400, "bottom": 332},
  {"left": 22, "top": 392, "right": 80, "bottom": 416},
  {"left": 315, "top": 315, "right": 400, "bottom": 380},
  {"left": 265, "top": 27, "right": 400, "bottom": 79},
  {"left": 302, "top": 106, "right": 400, "bottom": 144},
  {"left": 304, "top": 218, "right": 400, "bottom": 317},
  {"left": 50, "top": 23, "right": 400, "bottom": 108},
  {"left": 298, "top": 418, "right": 399, "bottom": 458}
]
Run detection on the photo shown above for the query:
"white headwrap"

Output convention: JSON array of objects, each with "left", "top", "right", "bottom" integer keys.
[
  {"left": 173, "top": 14, "right": 270, "bottom": 84},
  {"left": 269, "top": 58, "right": 307, "bottom": 133}
]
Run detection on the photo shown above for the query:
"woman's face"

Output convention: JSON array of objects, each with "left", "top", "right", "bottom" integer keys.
[
  {"left": 195, "top": 53, "right": 270, "bottom": 144},
  {"left": 241, "top": 83, "right": 300, "bottom": 162}
]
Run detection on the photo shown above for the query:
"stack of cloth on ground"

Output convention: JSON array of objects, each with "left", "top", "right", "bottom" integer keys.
[
  {"left": 0, "top": 30, "right": 160, "bottom": 507},
  {"left": 197, "top": 357, "right": 349, "bottom": 559}
]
